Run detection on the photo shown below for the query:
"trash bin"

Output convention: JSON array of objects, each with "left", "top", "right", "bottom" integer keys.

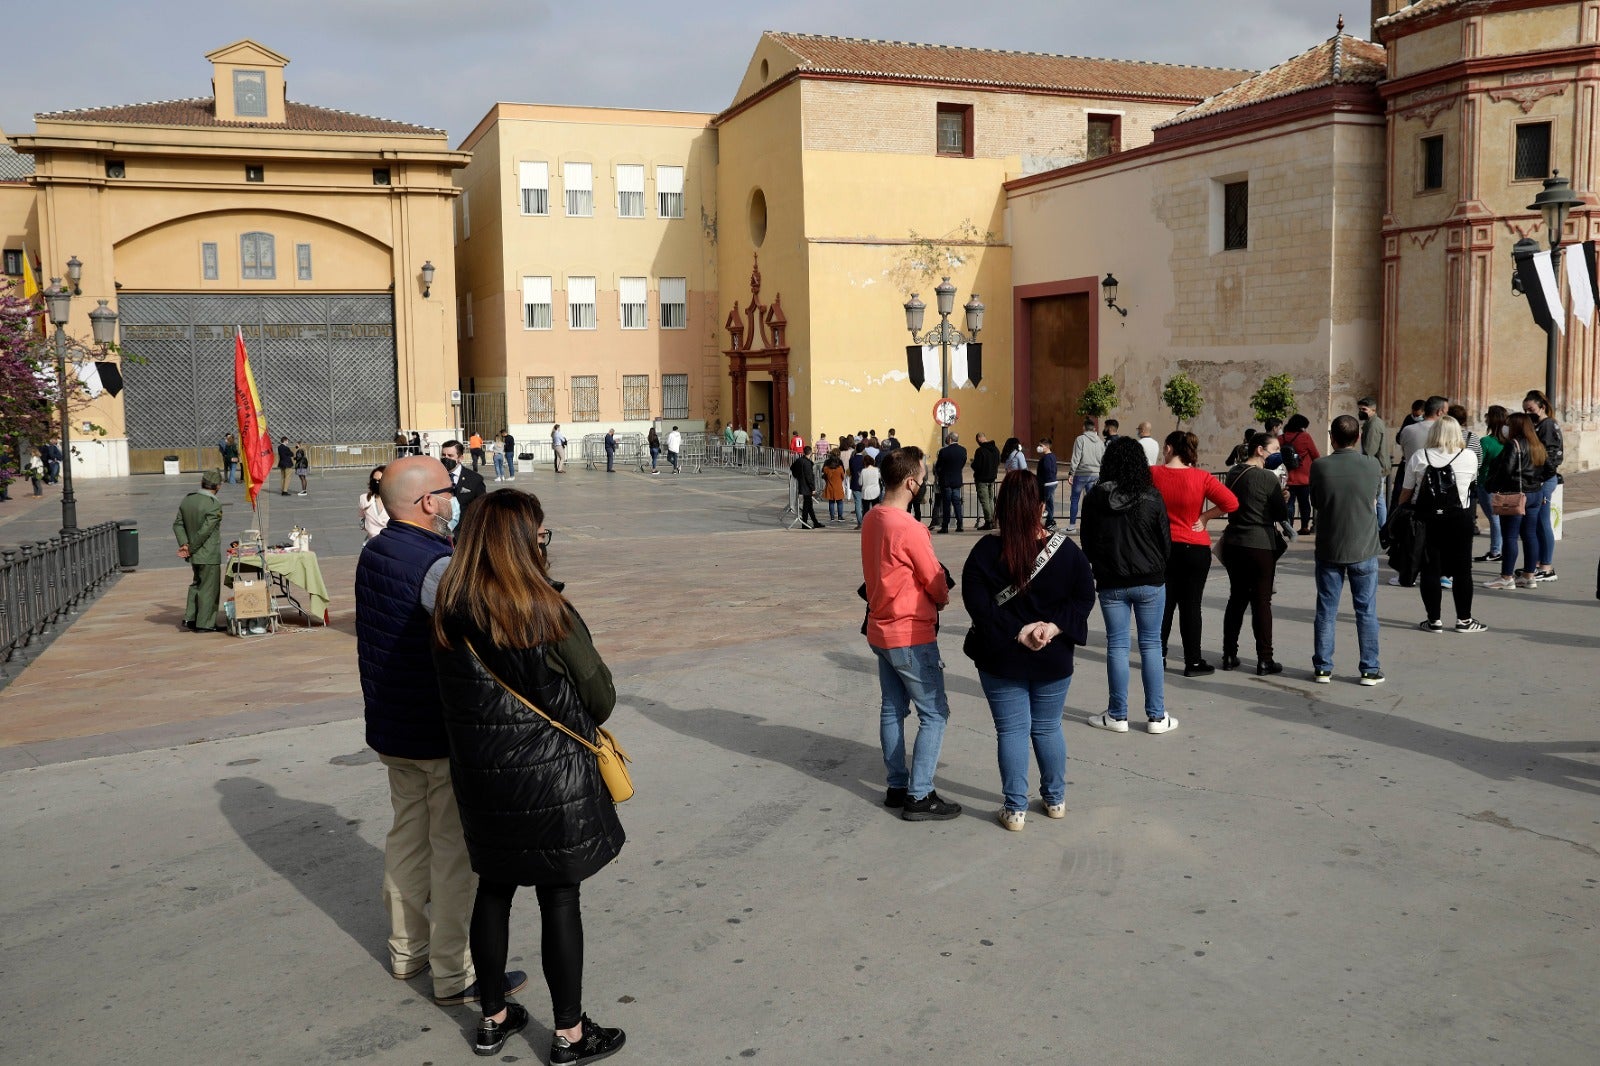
[
  {"left": 116, "top": 518, "right": 139, "bottom": 571},
  {"left": 162, "top": 455, "right": 181, "bottom": 476}
]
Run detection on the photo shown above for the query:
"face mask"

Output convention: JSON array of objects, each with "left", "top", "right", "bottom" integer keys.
[
  {"left": 442, "top": 457, "right": 458, "bottom": 472},
  {"left": 1358, "top": 410, "right": 1368, "bottom": 421},
  {"left": 1265, "top": 453, "right": 1284, "bottom": 470},
  {"left": 1036, "top": 444, "right": 1045, "bottom": 454},
  {"left": 448, "top": 496, "right": 461, "bottom": 532}
]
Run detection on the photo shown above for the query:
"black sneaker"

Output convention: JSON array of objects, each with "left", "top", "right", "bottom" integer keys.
[
  {"left": 549, "top": 1014, "right": 626, "bottom": 1064},
  {"left": 883, "top": 787, "right": 908, "bottom": 809},
  {"left": 1473, "top": 550, "right": 1501, "bottom": 562},
  {"left": 901, "top": 791, "right": 962, "bottom": 821},
  {"left": 474, "top": 1003, "right": 529, "bottom": 1057}
]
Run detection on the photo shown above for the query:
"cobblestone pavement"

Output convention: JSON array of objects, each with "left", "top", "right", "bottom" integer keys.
[{"left": 2, "top": 463, "right": 1597, "bottom": 1063}]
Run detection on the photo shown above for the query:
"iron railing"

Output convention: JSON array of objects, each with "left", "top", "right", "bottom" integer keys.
[{"left": 0, "top": 522, "right": 122, "bottom": 678}]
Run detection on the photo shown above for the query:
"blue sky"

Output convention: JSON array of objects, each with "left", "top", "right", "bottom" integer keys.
[{"left": 3, "top": 0, "right": 1357, "bottom": 146}]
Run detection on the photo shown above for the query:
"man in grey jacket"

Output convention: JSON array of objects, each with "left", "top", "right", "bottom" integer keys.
[
  {"left": 1357, "top": 397, "right": 1389, "bottom": 527},
  {"left": 1067, "top": 418, "right": 1105, "bottom": 533},
  {"left": 1310, "top": 415, "right": 1386, "bottom": 686}
]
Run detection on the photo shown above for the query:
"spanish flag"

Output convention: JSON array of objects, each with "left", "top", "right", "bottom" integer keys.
[
  {"left": 233, "top": 327, "right": 274, "bottom": 506},
  {"left": 21, "top": 247, "right": 43, "bottom": 335}
]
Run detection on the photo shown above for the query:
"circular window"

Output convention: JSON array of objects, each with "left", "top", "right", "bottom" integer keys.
[
  {"left": 749, "top": 187, "right": 768, "bottom": 247},
  {"left": 760, "top": 58, "right": 770, "bottom": 82}
]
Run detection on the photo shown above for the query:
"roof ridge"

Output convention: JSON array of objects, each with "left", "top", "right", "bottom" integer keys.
[
  {"left": 37, "top": 95, "right": 211, "bottom": 119},
  {"left": 763, "top": 30, "right": 1254, "bottom": 74},
  {"left": 36, "top": 95, "right": 441, "bottom": 134},
  {"left": 1154, "top": 32, "right": 1385, "bottom": 130}
]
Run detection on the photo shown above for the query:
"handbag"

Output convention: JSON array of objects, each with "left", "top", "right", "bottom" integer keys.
[
  {"left": 518, "top": 451, "right": 534, "bottom": 461},
  {"left": 1490, "top": 492, "right": 1526, "bottom": 516},
  {"left": 465, "top": 639, "right": 634, "bottom": 803}
]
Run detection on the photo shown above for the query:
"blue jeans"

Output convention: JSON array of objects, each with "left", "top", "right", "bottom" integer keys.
[
  {"left": 853, "top": 491, "right": 865, "bottom": 526},
  {"left": 1475, "top": 482, "right": 1500, "bottom": 554},
  {"left": 979, "top": 670, "right": 1069, "bottom": 813},
  {"left": 1098, "top": 585, "right": 1166, "bottom": 721},
  {"left": 1313, "top": 557, "right": 1380, "bottom": 674},
  {"left": 828, "top": 498, "right": 844, "bottom": 520},
  {"left": 873, "top": 642, "right": 950, "bottom": 800},
  {"left": 492, "top": 453, "right": 505, "bottom": 478},
  {"left": 1497, "top": 493, "right": 1541, "bottom": 577},
  {"left": 1042, "top": 482, "right": 1058, "bottom": 524},
  {"left": 1069, "top": 475, "right": 1097, "bottom": 523},
  {"left": 505, "top": 454, "right": 517, "bottom": 477},
  {"left": 1533, "top": 476, "right": 1558, "bottom": 567},
  {"left": 649, "top": 446, "right": 659, "bottom": 471},
  {"left": 1374, "top": 480, "right": 1388, "bottom": 530}
]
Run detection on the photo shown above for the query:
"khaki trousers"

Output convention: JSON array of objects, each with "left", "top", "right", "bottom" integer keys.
[{"left": 379, "top": 754, "right": 477, "bottom": 997}]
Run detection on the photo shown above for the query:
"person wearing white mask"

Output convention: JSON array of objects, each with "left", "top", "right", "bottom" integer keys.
[
  {"left": 440, "top": 439, "right": 488, "bottom": 513},
  {"left": 1035, "top": 438, "right": 1059, "bottom": 530}
]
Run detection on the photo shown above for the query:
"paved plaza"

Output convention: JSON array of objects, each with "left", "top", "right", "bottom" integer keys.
[{"left": 2, "top": 461, "right": 1598, "bottom": 1064}]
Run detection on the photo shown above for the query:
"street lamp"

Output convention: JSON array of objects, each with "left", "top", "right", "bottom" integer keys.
[
  {"left": 420, "top": 260, "right": 435, "bottom": 299},
  {"left": 1523, "top": 171, "right": 1586, "bottom": 406},
  {"left": 903, "top": 276, "right": 983, "bottom": 404},
  {"left": 66, "top": 255, "right": 83, "bottom": 296},
  {"left": 42, "top": 271, "right": 118, "bottom": 532}
]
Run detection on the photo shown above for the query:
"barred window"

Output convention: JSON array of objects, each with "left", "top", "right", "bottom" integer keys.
[
  {"left": 522, "top": 276, "right": 552, "bottom": 330},
  {"left": 564, "top": 162, "right": 593, "bottom": 217},
  {"left": 519, "top": 161, "right": 549, "bottom": 215},
  {"left": 1515, "top": 122, "right": 1551, "bottom": 181},
  {"left": 657, "top": 165, "right": 684, "bottom": 218},
  {"left": 570, "top": 375, "right": 600, "bottom": 422},
  {"left": 525, "top": 376, "right": 555, "bottom": 421},
  {"left": 201, "top": 242, "right": 218, "bottom": 281},
  {"left": 623, "top": 374, "right": 651, "bottom": 420},
  {"left": 1223, "top": 181, "right": 1248, "bottom": 251},
  {"left": 567, "top": 276, "right": 596, "bottom": 330},
  {"left": 296, "top": 242, "right": 312, "bottom": 281},
  {"left": 616, "top": 164, "right": 645, "bottom": 218},
  {"left": 659, "top": 276, "right": 687, "bottom": 330},
  {"left": 1421, "top": 135, "right": 1444, "bottom": 191},
  {"left": 620, "top": 276, "right": 647, "bottom": 329},
  {"left": 662, "top": 374, "right": 689, "bottom": 420},
  {"left": 241, "top": 231, "right": 275, "bottom": 279}
]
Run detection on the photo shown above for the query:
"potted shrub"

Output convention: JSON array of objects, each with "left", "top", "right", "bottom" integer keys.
[
  {"left": 1076, "top": 374, "right": 1119, "bottom": 420},
  {"left": 1249, "top": 373, "right": 1297, "bottom": 425},
  {"left": 1161, "top": 372, "right": 1204, "bottom": 428}
]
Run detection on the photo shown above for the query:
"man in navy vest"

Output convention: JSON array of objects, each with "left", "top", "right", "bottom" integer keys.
[{"left": 355, "top": 454, "right": 526, "bottom": 1006}]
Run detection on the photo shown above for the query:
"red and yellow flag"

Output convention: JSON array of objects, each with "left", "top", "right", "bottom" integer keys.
[
  {"left": 233, "top": 327, "right": 274, "bottom": 505},
  {"left": 21, "top": 248, "right": 44, "bottom": 335}
]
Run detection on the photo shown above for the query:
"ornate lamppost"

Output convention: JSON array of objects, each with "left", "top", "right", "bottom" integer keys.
[
  {"left": 41, "top": 260, "right": 119, "bottom": 532},
  {"left": 1512, "top": 171, "right": 1585, "bottom": 406},
  {"left": 903, "top": 277, "right": 983, "bottom": 429}
]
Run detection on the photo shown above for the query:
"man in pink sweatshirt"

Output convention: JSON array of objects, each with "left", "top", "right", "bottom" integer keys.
[{"left": 860, "top": 446, "right": 961, "bottom": 821}]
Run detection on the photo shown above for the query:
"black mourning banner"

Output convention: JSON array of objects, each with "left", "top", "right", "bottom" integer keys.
[
  {"left": 96, "top": 362, "right": 124, "bottom": 397},
  {"left": 967, "top": 342, "right": 983, "bottom": 387},
  {"left": 906, "top": 345, "right": 924, "bottom": 391},
  {"left": 1517, "top": 254, "right": 1556, "bottom": 331}
]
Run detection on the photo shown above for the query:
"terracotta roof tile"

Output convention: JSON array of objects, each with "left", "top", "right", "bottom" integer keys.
[
  {"left": 34, "top": 98, "right": 442, "bottom": 136},
  {"left": 766, "top": 32, "right": 1252, "bottom": 101},
  {"left": 1157, "top": 34, "right": 1386, "bottom": 128}
]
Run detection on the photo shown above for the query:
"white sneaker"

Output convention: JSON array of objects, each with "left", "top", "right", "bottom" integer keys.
[
  {"left": 1086, "top": 713, "right": 1129, "bottom": 732},
  {"left": 1482, "top": 576, "right": 1516, "bottom": 590},
  {"left": 1388, "top": 575, "right": 1404, "bottom": 586},
  {"left": 493, "top": 476, "right": 503, "bottom": 482},
  {"left": 1146, "top": 715, "right": 1180, "bottom": 734},
  {"left": 1043, "top": 802, "right": 1066, "bottom": 819},
  {"left": 998, "top": 809, "right": 1026, "bottom": 832}
]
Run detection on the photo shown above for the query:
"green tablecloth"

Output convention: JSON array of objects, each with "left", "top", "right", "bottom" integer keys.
[{"left": 228, "top": 550, "right": 330, "bottom": 624}]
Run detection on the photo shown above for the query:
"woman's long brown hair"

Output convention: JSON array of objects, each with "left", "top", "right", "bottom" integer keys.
[
  {"left": 996, "top": 469, "right": 1045, "bottom": 590},
  {"left": 1506, "top": 412, "right": 1547, "bottom": 470},
  {"left": 432, "top": 490, "right": 570, "bottom": 649}
]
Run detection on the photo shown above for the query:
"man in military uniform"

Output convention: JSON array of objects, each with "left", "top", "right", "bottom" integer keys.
[{"left": 173, "top": 469, "right": 225, "bottom": 632}]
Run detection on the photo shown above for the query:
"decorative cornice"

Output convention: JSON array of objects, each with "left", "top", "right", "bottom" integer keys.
[{"left": 1486, "top": 82, "right": 1567, "bottom": 113}]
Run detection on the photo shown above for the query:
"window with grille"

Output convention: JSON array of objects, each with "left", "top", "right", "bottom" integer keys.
[
  {"left": 522, "top": 276, "right": 553, "bottom": 330},
  {"left": 201, "top": 243, "right": 218, "bottom": 280},
  {"left": 623, "top": 374, "right": 651, "bottom": 420},
  {"left": 519, "top": 161, "right": 549, "bottom": 215},
  {"left": 936, "top": 103, "right": 972, "bottom": 157},
  {"left": 662, "top": 373, "right": 689, "bottom": 420},
  {"left": 567, "top": 276, "right": 596, "bottom": 329},
  {"left": 525, "top": 376, "right": 555, "bottom": 421},
  {"left": 1223, "top": 181, "right": 1249, "bottom": 251},
  {"left": 659, "top": 276, "right": 687, "bottom": 329},
  {"left": 241, "top": 232, "right": 275, "bottom": 279},
  {"left": 1086, "top": 115, "right": 1120, "bottom": 160},
  {"left": 564, "top": 162, "right": 593, "bottom": 216},
  {"left": 620, "top": 276, "right": 648, "bottom": 329},
  {"left": 462, "top": 190, "right": 471, "bottom": 238},
  {"left": 571, "top": 375, "right": 600, "bottom": 422},
  {"left": 1421, "top": 135, "right": 1445, "bottom": 191},
  {"left": 657, "top": 165, "right": 684, "bottom": 218},
  {"left": 3, "top": 249, "right": 21, "bottom": 275},
  {"left": 617, "top": 165, "right": 645, "bottom": 218},
  {"left": 296, "top": 243, "right": 312, "bottom": 281},
  {"left": 1515, "top": 122, "right": 1551, "bottom": 181},
  {"left": 465, "top": 290, "right": 474, "bottom": 338}
]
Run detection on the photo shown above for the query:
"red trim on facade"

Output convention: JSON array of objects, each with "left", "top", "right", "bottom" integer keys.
[
  {"left": 1379, "top": 44, "right": 1600, "bottom": 99},
  {"left": 1012, "top": 278, "right": 1099, "bottom": 440}
]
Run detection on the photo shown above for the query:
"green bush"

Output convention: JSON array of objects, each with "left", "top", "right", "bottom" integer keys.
[
  {"left": 1249, "top": 373, "right": 1297, "bottom": 424},
  {"left": 1076, "top": 374, "right": 1119, "bottom": 419},
  {"left": 1161, "top": 372, "right": 1204, "bottom": 427}
]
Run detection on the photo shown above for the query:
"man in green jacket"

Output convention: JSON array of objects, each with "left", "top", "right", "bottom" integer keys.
[
  {"left": 173, "top": 470, "right": 225, "bottom": 632},
  {"left": 1357, "top": 396, "right": 1390, "bottom": 528}
]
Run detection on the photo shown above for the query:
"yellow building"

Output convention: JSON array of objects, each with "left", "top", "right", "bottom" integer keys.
[
  {"left": 6, "top": 39, "right": 468, "bottom": 475},
  {"left": 711, "top": 33, "right": 1250, "bottom": 455},
  {"left": 1006, "top": 31, "right": 1389, "bottom": 446},
  {"left": 453, "top": 104, "right": 718, "bottom": 440},
  {"left": 0, "top": 138, "right": 35, "bottom": 289}
]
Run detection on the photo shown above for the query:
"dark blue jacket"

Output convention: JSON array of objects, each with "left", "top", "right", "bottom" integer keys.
[{"left": 356, "top": 521, "right": 454, "bottom": 759}]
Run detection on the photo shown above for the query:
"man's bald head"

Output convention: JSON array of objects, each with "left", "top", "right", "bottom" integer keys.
[
  {"left": 1137, "top": 422, "right": 1153, "bottom": 437},
  {"left": 381, "top": 455, "right": 450, "bottom": 524}
]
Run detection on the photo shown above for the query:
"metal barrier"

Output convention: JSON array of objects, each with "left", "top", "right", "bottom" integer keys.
[{"left": 0, "top": 522, "right": 123, "bottom": 678}]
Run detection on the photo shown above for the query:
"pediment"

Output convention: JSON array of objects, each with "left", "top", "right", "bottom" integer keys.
[{"left": 204, "top": 39, "right": 291, "bottom": 68}]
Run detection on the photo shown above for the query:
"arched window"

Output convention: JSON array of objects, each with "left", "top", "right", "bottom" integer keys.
[{"left": 241, "top": 232, "right": 275, "bottom": 280}]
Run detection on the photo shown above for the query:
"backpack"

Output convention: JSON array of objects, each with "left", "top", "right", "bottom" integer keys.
[
  {"left": 1279, "top": 436, "right": 1301, "bottom": 471},
  {"left": 1416, "top": 450, "right": 1466, "bottom": 516}
]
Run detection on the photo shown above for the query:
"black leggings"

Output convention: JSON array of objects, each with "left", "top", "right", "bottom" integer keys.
[
  {"left": 1420, "top": 510, "right": 1474, "bottom": 622},
  {"left": 1221, "top": 542, "right": 1278, "bottom": 660},
  {"left": 1287, "top": 485, "right": 1313, "bottom": 529},
  {"left": 471, "top": 880, "right": 584, "bottom": 1027},
  {"left": 1162, "top": 543, "right": 1212, "bottom": 666}
]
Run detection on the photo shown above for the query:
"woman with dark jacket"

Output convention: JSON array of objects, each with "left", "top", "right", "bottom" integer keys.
[
  {"left": 1483, "top": 413, "right": 1548, "bottom": 591},
  {"left": 1279, "top": 414, "right": 1321, "bottom": 534},
  {"left": 1150, "top": 430, "right": 1238, "bottom": 676},
  {"left": 1219, "top": 431, "right": 1290, "bottom": 674},
  {"left": 961, "top": 470, "right": 1097, "bottom": 830},
  {"left": 432, "top": 491, "right": 626, "bottom": 1062},
  {"left": 1080, "top": 438, "right": 1176, "bottom": 733},
  {"left": 1523, "top": 390, "right": 1562, "bottom": 582}
]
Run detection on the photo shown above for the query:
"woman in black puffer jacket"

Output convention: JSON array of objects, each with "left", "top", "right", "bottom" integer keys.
[
  {"left": 1080, "top": 437, "right": 1175, "bottom": 734},
  {"left": 432, "top": 490, "right": 626, "bottom": 1062}
]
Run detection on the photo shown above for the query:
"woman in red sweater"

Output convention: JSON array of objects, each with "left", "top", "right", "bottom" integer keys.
[
  {"left": 1279, "top": 414, "right": 1321, "bottom": 534},
  {"left": 1150, "top": 431, "right": 1238, "bottom": 676}
]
